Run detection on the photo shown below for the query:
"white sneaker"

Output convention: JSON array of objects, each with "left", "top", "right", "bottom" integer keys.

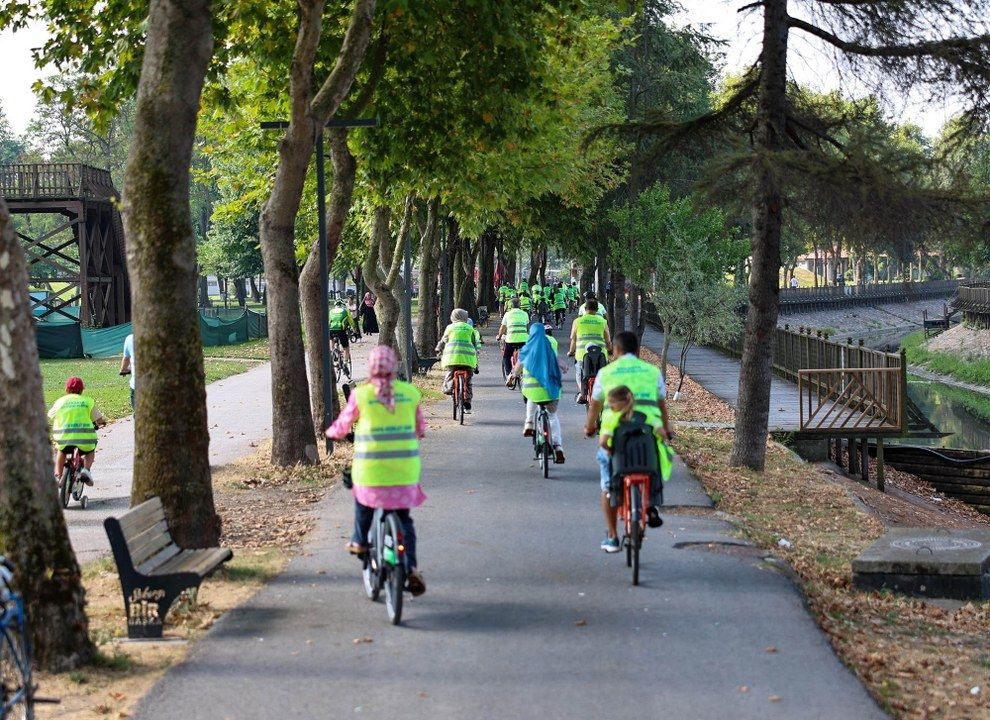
[{"left": 79, "top": 468, "right": 94, "bottom": 486}]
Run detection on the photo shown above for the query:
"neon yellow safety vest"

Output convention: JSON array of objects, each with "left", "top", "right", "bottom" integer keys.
[
  {"left": 440, "top": 322, "right": 477, "bottom": 368},
  {"left": 521, "top": 336, "right": 559, "bottom": 403},
  {"left": 519, "top": 294, "right": 531, "bottom": 310},
  {"left": 596, "top": 355, "right": 662, "bottom": 429},
  {"left": 50, "top": 394, "right": 98, "bottom": 452},
  {"left": 601, "top": 410, "right": 674, "bottom": 484},
  {"left": 531, "top": 284, "right": 542, "bottom": 298},
  {"left": 329, "top": 306, "right": 351, "bottom": 330},
  {"left": 503, "top": 308, "right": 530, "bottom": 344},
  {"left": 552, "top": 290, "right": 566, "bottom": 310},
  {"left": 574, "top": 313, "right": 608, "bottom": 361},
  {"left": 351, "top": 381, "right": 421, "bottom": 488}
]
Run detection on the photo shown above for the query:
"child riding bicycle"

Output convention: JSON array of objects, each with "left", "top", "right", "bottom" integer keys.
[
  {"left": 48, "top": 377, "right": 107, "bottom": 485},
  {"left": 325, "top": 346, "right": 427, "bottom": 596}
]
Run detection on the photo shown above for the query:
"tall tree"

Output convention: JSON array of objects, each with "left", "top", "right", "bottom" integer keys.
[
  {"left": 122, "top": 0, "right": 220, "bottom": 544},
  {"left": 259, "top": 0, "right": 375, "bottom": 466},
  {"left": 635, "top": 0, "right": 990, "bottom": 469},
  {"left": 0, "top": 196, "right": 94, "bottom": 670}
]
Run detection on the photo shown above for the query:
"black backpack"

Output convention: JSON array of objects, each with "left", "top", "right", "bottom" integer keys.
[
  {"left": 581, "top": 345, "right": 607, "bottom": 382},
  {"left": 609, "top": 412, "right": 663, "bottom": 507}
]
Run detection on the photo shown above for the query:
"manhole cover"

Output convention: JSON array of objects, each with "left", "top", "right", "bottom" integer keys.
[{"left": 889, "top": 537, "right": 983, "bottom": 552}]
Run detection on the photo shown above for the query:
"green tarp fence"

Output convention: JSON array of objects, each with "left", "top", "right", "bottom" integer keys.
[{"left": 36, "top": 308, "right": 268, "bottom": 359}]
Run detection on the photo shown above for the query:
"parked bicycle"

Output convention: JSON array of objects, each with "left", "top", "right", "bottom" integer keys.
[
  {"left": 57, "top": 445, "right": 89, "bottom": 510},
  {"left": 1, "top": 558, "right": 34, "bottom": 720}
]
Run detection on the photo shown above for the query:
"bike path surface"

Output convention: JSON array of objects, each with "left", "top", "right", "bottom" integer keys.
[{"left": 135, "top": 329, "right": 884, "bottom": 720}]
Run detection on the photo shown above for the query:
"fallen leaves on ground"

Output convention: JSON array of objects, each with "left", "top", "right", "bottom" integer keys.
[{"left": 677, "top": 427, "right": 990, "bottom": 720}]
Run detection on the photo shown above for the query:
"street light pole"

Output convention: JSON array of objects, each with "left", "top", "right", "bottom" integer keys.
[
  {"left": 260, "top": 117, "right": 379, "bottom": 456},
  {"left": 314, "top": 131, "right": 332, "bottom": 454}
]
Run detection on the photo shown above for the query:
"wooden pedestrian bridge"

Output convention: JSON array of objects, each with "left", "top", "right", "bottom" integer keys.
[{"left": 1, "top": 162, "right": 130, "bottom": 326}]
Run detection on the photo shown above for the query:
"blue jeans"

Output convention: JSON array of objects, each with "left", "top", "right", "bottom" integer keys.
[
  {"left": 596, "top": 446, "right": 611, "bottom": 493},
  {"left": 353, "top": 501, "right": 418, "bottom": 570}
]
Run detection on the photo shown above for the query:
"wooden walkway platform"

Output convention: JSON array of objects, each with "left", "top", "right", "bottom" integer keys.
[{"left": 640, "top": 327, "right": 803, "bottom": 432}]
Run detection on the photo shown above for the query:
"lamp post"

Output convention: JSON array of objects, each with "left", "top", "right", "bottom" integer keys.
[{"left": 260, "top": 118, "right": 378, "bottom": 454}]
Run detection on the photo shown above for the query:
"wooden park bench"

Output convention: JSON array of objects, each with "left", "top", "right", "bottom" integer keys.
[{"left": 104, "top": 497, "right": 232, "bottom": 639}]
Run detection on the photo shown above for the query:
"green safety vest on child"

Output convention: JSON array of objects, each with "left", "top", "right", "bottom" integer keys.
[
  {"left": 574, "top": 313, "right": 608, "bottom": 361},
  {"left": 351, "top": 382, "right": 421, "bottom": 487},
  {"left": 521, "top": 336, "right": 560, "bottom": 403},
  {"left": 503, "top": 308, "right": 530, "bottom": 344},
  {"left": 440, "top": 322, "right": 478, "bottom": 368},
  {"left": 600, "top": 409, "right": 673, "bottom": 484},
  {"left": 49, "top": 394, "right": 99, "bottom": 452}
]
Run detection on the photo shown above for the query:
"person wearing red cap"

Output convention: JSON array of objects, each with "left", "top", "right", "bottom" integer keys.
[{"left": 47, "top": 377, "right": 107, "bottom": 485}]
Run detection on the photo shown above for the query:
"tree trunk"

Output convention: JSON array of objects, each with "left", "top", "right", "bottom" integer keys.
[
  {"left": 0, "top": 196, "right": 95, "bottom": 671},
  {"left": 596, "top": 255, "right": 607, "bottom": 297},
  {"left": 729, "top": 0, "right": 788, "bottom": 471},
  {"left": 299, "top": 129, "right": 355, "bottom": 434},
  {"left": 364, "top": 205, "right": 402, "bottom": 351},
  {"left": 527, "top": 246, "right": 539, "bottom": 287},
  {"left": 122, "top": 0, "right": 220, "bottom": 544},
  {"left": 258, "top": 0, "right": 375, "bottom": 467},
  {"left": 504, "top": 249, "right": 516, "bottom": 289},
  {"left": 233, "top": 278, "right": 247, "bottom": 307},
  {"left": 457, "top": 237, "right": 479, "bottom": 316},
  {"left": 249, "top": 276, "right": 261, "bottom": 302},
  {"left": 439, "top": 218, "right": 456, "bottom": 334},
  {"left": 391, "top": 194, "right": 416, "bottom": 367},
  {"left": 198, "top": 272, "right": 211, "bottom": 307},
  {"left": 477, "top": 228, "right": 496, "bottom": 309},
  {"left": 612, "top": 270, "right": 626, "bottom": 333},
  {"left": 415, "top": 197, "right": 440, "bottom": 357},
  {"left": 580, "top": 263, "right": 594, "bottom": 295}
]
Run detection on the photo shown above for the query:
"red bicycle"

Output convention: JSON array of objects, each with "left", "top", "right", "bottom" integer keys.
[
  {"left": 452, "top": 369, "right": 471, "bottom": 425},
  {"left": 57, "top": 446, "right": 89, "bottom": 509},
  {"left": 617, "top": 473, "right": 651, "bottom": 586}
]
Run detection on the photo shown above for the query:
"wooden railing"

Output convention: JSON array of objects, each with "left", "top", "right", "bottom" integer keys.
[
  {"left": 0, "top": 163, "right": 117, "bottom": 201},
  {"left": 798, "top": 367, "right": 905, "bottom": 434},
  {"left": 954, "top": 283, "right": 990, "bottom": 313},
  {"left": 778, "top": 280, "right": 959, "bottom": 309},
  {"left": 717, "top": 324, "right": 903, "bottom": 383}
]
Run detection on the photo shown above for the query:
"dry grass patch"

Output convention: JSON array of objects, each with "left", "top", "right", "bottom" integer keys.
[{"left": 677, "top": 428, "right": 990, "bottom": 719}]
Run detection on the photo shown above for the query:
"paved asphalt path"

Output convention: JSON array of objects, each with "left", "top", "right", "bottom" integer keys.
[
  {"left": 66, "top": 362, "right": 275, "bottom": 563},
  {"left": 136, "top": 323, "right": 884, "bottom": 720}
]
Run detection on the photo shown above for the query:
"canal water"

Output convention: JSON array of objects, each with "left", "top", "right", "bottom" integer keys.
[{"left": 902, "top": 377, "right": 990, "bottom": 451}]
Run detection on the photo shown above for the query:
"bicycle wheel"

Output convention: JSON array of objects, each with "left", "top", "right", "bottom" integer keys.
[
  {"left": 383, "top": 514, "right": 405, "bottom": 626},
  {"left": 362, "top": 538, "right": 381, "bottom": 602},
  {"left": 541, "top": 414, "right": 550, "bottom": 478},
  {"left": 1, "top": 626, "right": 34, "bottom": 720},
  {"left": 452, "top": 380, "right": 458, "bottom": 420},
  {"left": 58, "top": 468, "right": 71, "bottom": 509},
  {"left": 630, "top": 485, "right": 641, "bottom": 586}
]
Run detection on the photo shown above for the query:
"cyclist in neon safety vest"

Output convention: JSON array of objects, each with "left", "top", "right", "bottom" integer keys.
[
  {"left": 568, "top": 299, "right": 612, "bottom": 402},
  {"left": 508, "top": 323, "right": 568, "bottom": 464},
  {"left": 498, "top": 284, "right": 513, "bottom": 313},
  {"left": 496, "top": 298, "right": 531, "bottom": 377},
  {"left": 48, "top": 376, "right": 107, "bottom": 485},
  {"left": 325, "top": 345, "right": 427, "bottom": 596},
  {"left": 584, "top": 331, "right": 674, "bottom": 553},
  {"left": 436, "top": 308, "right": 480, "bottom": 411},
  {"left": 518, "top": 291, "right": 532, "bottom": 313},
  {"left": 329, "top": 299, "right": 357, "bottom": 365}
]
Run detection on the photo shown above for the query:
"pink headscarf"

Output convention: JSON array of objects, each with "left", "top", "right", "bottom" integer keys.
[
  {"left": 368, "top": 345, "right": 398, "bottom": 411},
  {"left": 363, "top": 292, "right": 374, "bottom": 307}
]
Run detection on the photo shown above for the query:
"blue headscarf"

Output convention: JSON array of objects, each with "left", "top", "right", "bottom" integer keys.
[{"left": 518, "top": 323, "right": 561, "bottom": 399}]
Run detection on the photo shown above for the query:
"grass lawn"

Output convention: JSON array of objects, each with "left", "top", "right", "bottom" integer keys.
[
  {"left": 202, "top": 338, "right": 270, "bottom": 360},
  {"left": 902, "top": 329, "right": 990, "bottom": 387},
  {"left": 41, "top": 356, "right": 259, "bottom": 421}
]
